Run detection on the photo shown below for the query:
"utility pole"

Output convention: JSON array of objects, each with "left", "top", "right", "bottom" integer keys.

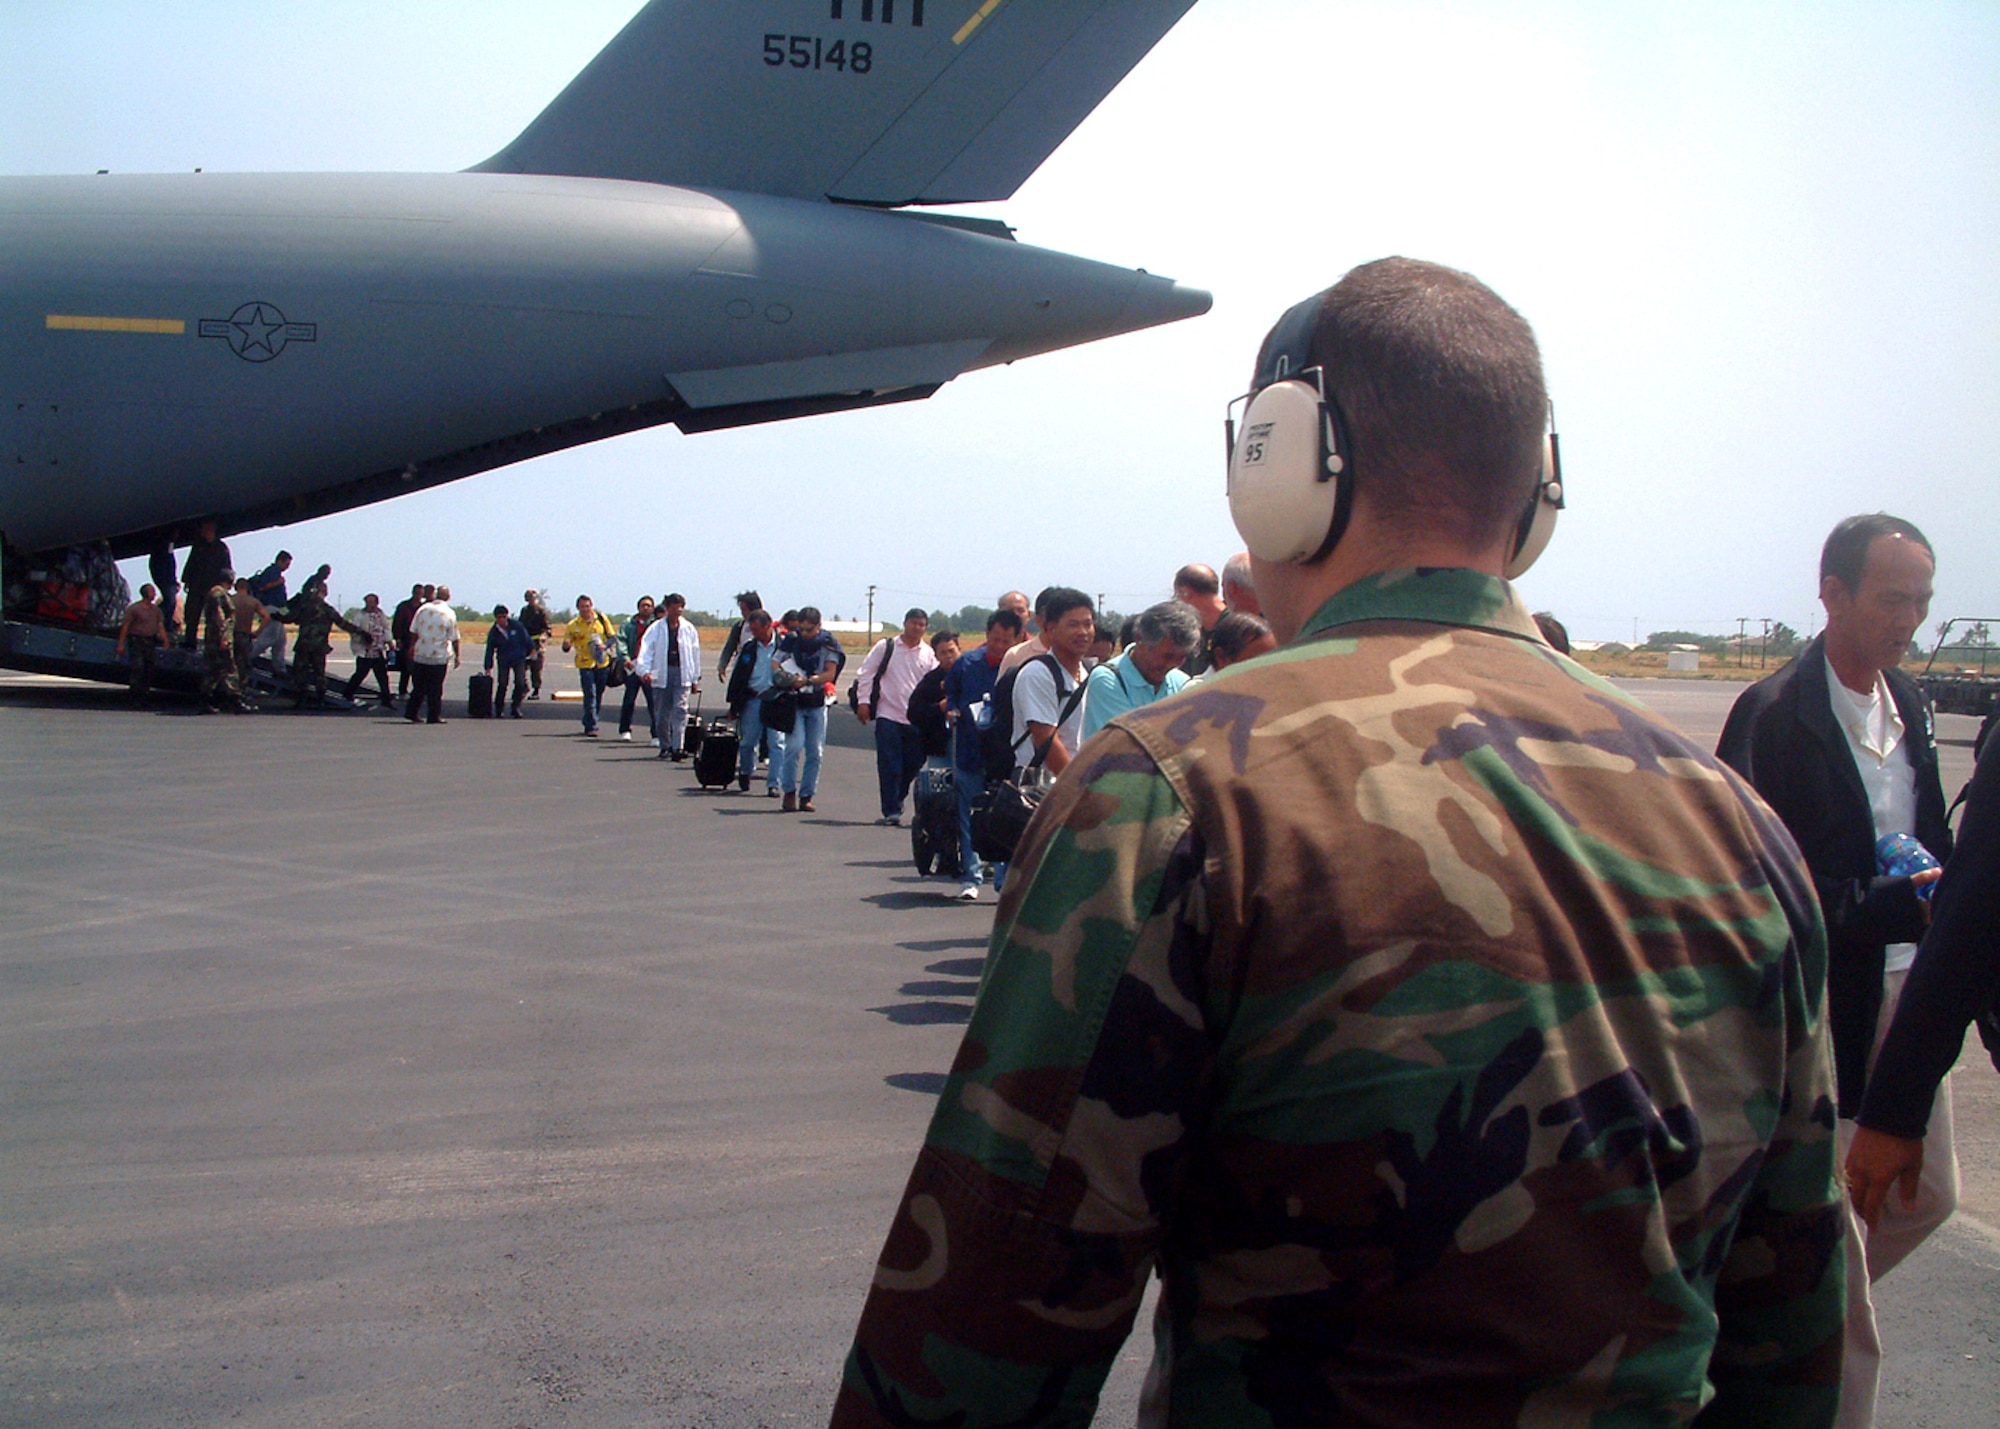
[
  {"left": 1737, "top": 617, "right": 1747, "bottom": 667},
  {"left": 865, "top": 584, "right": 876, "bottom": 636},
  {"left": 1760, "top": 618, "right": 1771, "bottom": 670}
]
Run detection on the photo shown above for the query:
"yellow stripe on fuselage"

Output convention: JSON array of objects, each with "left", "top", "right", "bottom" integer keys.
[
  {"left": 45, "top": 314, "right": 186, "bottom": 335},
  {"left": 953, "top": 0, "right": 1007, "bottom": 45}
]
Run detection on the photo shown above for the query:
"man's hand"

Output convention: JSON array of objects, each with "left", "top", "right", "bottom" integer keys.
[
  {"left": 640, "top": 672, "right": 654, "bottom": 686},
  {"left": 1846, "top": 1126, "right": 1925, "bottom": 1229},
  {"left": 1913, "top": 866, "right": 1943, "bottom": 925},
  {"left": 857, "top": 704, "right": 872, "bottom": 725}
]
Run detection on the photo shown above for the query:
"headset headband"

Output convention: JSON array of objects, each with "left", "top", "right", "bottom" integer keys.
[{"left": 1255, "top": 291, "right": 1326, "bottom": 389}]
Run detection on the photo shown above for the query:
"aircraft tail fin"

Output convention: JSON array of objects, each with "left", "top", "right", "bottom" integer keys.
[{"left": 472, "top": 0, "right": 1196, "bottom": 205}]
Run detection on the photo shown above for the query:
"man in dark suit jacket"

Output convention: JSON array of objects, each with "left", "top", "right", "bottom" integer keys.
[{"left": 1717, "top": 512, "right": 1951, "bottom": 1429}]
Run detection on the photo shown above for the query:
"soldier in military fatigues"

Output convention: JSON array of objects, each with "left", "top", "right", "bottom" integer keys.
[
  {"left": 198, "top": 569, "right": 248, "bottom": 713},
  {"left": 832, "top": 262, "right": 1843, "bottom": 1428},
  {"left": 285, "top": 580, "right": 360, "bottom": 708}
]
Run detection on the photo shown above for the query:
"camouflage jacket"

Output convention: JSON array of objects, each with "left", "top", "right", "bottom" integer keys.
[
  {"left": 833, "top": 568, "right": 1842, "bottom": 1429},
  {"left": 286, "top": 589, "right": 356, "bottom": 658},
  {"left": 202, "top": 584, "right": 235, "bottom": 651}
]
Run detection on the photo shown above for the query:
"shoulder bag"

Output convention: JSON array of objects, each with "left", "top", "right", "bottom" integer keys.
[
  {"left": 600, "top": 614, "right": 630, "bottom": 687},
  {"left": 970, "top": 658, "right": 1088, "bottom": 864},
  {"left": 848, "top": 636, "right": 895, "bottom": 716}
]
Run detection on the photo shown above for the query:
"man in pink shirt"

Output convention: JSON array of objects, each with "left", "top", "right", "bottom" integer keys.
[{"left": 852, "top": 607, "right": 938, "bottom": 826}]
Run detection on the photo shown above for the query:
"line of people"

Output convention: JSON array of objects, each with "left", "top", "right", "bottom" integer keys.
[{"left": 860, "top": 578, "right": 1273, "bottom": 901}]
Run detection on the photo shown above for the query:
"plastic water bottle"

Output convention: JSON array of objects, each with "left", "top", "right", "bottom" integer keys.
[
  {"left": 1876, "top": 833, "right": 1940, "bottom": 899},
  {"left": 973, "top": 694, "right": 994, "bottom": 731}
]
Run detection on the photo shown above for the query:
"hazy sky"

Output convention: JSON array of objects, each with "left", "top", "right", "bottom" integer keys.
[{"left": 6, "top": 1, "right": 1996, "bottom": 642}]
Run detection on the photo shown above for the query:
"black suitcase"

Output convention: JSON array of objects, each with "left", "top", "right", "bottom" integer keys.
[
  {"left": 680, "top": 692, "right": 705, "bottom": 758},
  {"left": 693, "top": 721, "right": 740, "bottom": 789},
  {"left": 911, "top": 765, "right": 962, "bottom": 878},
  {"left": 467, "top": 672, "right": 494, "bottom": 719}
]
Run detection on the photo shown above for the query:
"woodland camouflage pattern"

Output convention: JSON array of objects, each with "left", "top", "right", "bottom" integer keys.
[{"left": 833, "top": 568, "right": 1842, "bottom": 1429}]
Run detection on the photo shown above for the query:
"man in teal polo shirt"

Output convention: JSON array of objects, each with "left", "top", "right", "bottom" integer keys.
[{"left": 1079, "top": 598, "right": 1198, "bottom": 741}]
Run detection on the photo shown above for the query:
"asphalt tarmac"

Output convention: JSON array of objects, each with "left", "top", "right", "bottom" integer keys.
[{"left": 2, "top": 668, "right": 1994, "bottom": 1427}]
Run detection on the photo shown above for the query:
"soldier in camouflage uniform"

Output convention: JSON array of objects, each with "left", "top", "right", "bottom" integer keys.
[
  {"left": 832, "top": 260, "right": 1844, "bottom": 1428},
  {"left": 285, "top": 579, "right": 360, "bottom": 708},
  {"left": 198, "top": 568, "right": 248, "bottom": 713}
]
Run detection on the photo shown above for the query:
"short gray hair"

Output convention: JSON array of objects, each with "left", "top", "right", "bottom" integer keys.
[
  {"left": 1221, "top": 551, "right": 1255, "bottom": 596},
  {"left": 1135, "top": 600, "right": 1201, "bottom": 653}
]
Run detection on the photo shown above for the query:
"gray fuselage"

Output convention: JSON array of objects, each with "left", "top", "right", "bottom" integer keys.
[{"left": 1, "top": 172, "right": 1207, "bottom": 555}]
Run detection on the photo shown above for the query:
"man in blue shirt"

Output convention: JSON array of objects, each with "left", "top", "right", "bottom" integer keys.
[
  {"left": 1080, "top": 599, "right": 1200, "bottom": 741},
  {"left": 245, "top": 550, "right": 293, "bottom": 675},
  {"left": 941, "top": 608, "right": 1026, "bottom": 900},
  {"left": 774, "top": 606, "right": 846, "bottom": 811},
  {"left": 727, "top": 609, "right": 781, "bottom": 794}
]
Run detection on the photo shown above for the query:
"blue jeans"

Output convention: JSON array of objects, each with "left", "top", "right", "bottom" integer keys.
[
  {"left": 779, "top": 704, "right": 827, "bottom": 799},
  {"left": 874, "top": 717, "right": 924, "bottom": 819},
  {"left": 578, "top": 666, "right": 608, "bottom": 732},
  {"left": 954, "top": 762, "right": 1007, "bottom": 889},
  {"left": 618, "top": 676, "right": 656, "bottom": 734},
  {"left": 737, "top": 696, "right": 767, "bottom": 784}
]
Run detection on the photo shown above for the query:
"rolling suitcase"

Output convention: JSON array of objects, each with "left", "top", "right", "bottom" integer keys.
[
  {"left": 911, "top": 765, "right": 962, "bottom": 878},
  {"left": 467, "top": 672, "right": 494, "bottom": 719},
  {"left": 680, "top": 690, "right": 705, "bottom": 758},
  {"left": 693, "top": 720, "right": 740, "bottom": 789}
]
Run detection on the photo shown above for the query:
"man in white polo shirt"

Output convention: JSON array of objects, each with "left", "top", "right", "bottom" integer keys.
[
  {"left": 1718, "top": 513, "right": 1953, "bottom": 1429},
  {"left": 1009, "top": 587, "right": 1095, "bottom": 779}
]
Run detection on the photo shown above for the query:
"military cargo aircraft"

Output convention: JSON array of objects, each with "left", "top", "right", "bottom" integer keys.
[{"left": 1, "top": 0, "right": 1208, "bottom": 568}]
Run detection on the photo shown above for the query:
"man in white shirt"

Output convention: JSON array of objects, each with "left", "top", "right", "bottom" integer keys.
[
  {"left": 1221, "top": 549, "right": 1261, "bottom": 617},
  {"left": 1718, "top": 513, "right": 1952, "bottom": 1429},
  {"left": 853, "top": 608, "right": 938, "bottom": 826},
  {"left": 405, "top": 583, "right": 460, "bottom": 726},
  {"left": 1010, "top": 587, "right": 1096, "bottom": 778},
  {"left": 634, "top": 592, "right": 703, "bottom": 760}
]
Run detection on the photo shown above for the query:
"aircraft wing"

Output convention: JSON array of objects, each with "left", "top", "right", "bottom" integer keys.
[{"left": 473, "top": 0, "right": 1197, "bottom": 205}]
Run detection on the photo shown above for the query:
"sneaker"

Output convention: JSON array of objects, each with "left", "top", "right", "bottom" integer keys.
[
  {"left": 782, "top": 792, "right": 798, "bottom": 812},
  {"left": 650, "top": 736, "right": 661, "bottom": 748},
  {"left": 619, "top": 730, "right": 632, "bottom": 742},
  {"left": 766, "top": 785, "right": 780, "bottom": 798},
  {"left": 876, "top": 816, "right": 902, "bottom": 827},
  {"left": 956, "top": 884, "right": 980, "bottom": 902},
  {"left": 737, "top": 774, "right": 750, "bottom": 792},
  {"left": 799, "top": 798, "right": 815, "bottom": 813}
]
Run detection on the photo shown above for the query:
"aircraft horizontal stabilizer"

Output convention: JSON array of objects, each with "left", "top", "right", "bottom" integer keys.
[{"left": 474, "top": 0, "right": 1197, "bottom": 205}]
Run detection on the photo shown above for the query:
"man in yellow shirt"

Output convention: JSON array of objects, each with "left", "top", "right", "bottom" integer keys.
[{"left": 561, "top": 594, "right": 619, "bottom": 737}]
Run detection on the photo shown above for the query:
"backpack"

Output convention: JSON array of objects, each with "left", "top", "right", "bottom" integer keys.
[{"left": 980, "top": 653, "right": 1071, "bottom": 782}]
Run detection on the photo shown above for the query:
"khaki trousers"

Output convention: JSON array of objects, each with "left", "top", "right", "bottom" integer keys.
[{"left": 1835, "top": 966, "right": 1960, "bottom": 1429}]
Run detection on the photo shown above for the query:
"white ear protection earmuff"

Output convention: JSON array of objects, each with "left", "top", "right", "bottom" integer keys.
[
  {"left": 1504, "top": 426, "right": 1564, "bottom": 579},
  {"left": 1225, "top": 292, "right": 1568, "bottom": 577},
  {"left": 1224, "top": 293, "right": 1352, "bottom": 566}
]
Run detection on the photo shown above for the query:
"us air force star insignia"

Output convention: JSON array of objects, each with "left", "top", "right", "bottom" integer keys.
[{"left": 198, "top": 301, "right": 318, "bottom": 363}]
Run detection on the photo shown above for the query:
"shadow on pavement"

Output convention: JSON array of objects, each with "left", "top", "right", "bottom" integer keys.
[{"left": 870, "top": 1000, "right": 972, "bottom": 1027}]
